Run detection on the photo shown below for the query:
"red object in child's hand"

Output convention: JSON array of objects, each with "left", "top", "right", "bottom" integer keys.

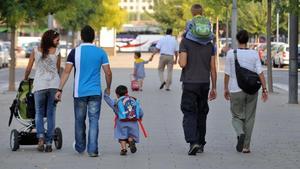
[{"left": 131, "top": 80, "right": 139, "bottom": 91}]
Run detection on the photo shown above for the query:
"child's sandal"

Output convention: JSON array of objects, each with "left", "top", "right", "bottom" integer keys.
[{"left": 128, "top": 141, "right": 137, "bottom": 153}]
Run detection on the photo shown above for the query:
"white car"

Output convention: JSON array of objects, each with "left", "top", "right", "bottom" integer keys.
[
  {"left": 0, "top": 42, "right": 11, "bottom": 68},
  {"left": 261, "top": 42, "right": 286, "bottom": 65},
  {"left": 273, "top": 44, "right": 289, "bottom": 68}
]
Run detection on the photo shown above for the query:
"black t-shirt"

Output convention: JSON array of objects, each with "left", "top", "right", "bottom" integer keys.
[{"left": 179, "top": 38, "right": 215, "bottom": 83}]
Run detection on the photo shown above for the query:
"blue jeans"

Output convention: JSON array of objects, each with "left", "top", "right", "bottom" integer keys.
[
  {"left": 34, "top": 89, "right": 57, "bottom": 145},
  {"left": 74, "top": 95, "right": 102, "bottom": 155}
]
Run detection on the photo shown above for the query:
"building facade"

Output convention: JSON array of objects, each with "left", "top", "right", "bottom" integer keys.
[{"left": 119, "top": 0, "right": 154, "bottom": 13}]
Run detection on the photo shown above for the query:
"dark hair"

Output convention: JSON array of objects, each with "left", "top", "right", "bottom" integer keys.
[
  {"left": 236, "top": 30, "right": 249, "bottom": 44},
  {"left": 115, "top": 85, "right": 128, "bottom": 97},
  {"left": 40, "top": 29, "right": 60, "bottom": 59},
  {"left": 191, "top": 3, "right": 203, "bottom": 15},
  {"left": 134, "top": 52, "right": 141, "bottom": 58},
  {"left": 166, "top": 28, "right": 173, "bottom": 35},
  {"left": 81, "top": 25, "right": 95, "bottom": 43}
]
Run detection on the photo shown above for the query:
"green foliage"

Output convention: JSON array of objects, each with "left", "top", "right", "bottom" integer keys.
[
  {"left": 238, "top": 0, "right": 269, "bottom": 35},
  {"left": 238, "top": 0, "right": 289, "bottom": 36},
  {"left": 0, "top": 0, "right": 27, "bottom": 27},
  {"left": 55, "top": 0, "right": 126, "bottom": 31},
  {"left": 89, "top": 0, "right": 127, "bottom": 30},
  {"left": 55, "top": 0, "right": 94, "bottom": 31},
  {"left": 0, "top": 0, "right": 69, "bottom": 29},
  {"left": 150, "top": 0, "right": 230, "bottom": 35},
  {"left": 150, "top": 0, "right": 295, "bottom": 37},
  {"left": 149, "top": 0, "right": 194, "bottom": 35}
]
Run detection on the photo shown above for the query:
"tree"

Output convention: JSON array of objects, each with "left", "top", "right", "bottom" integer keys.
[
  {"left": 89, "top": 0, "right": 127, "bottom": 30},
  {"left": 0, "top": 0, "right": 68, "bottom": 91},
  {"left": 238, "top": 0, "right": 289, "bottom": 40},
  {"left": 150, "top": 0, "right": 233, "bottom": 34},
  {"left": 149, "top": 0, "right": 188, "bottom": 35},
  {"left": 238, "top": 0, "right": 270, "bottom": 37},
  {"left": 0, "top": 1, "right": 27, "bottom": 91},
  {"left": 55, "top": 0, "right": 95, "bottom": 46},
  {"left": 55, "top": 0, "right": 127, "bottom": 47}
]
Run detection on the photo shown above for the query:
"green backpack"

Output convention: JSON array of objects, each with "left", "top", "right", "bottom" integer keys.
[{"left": 190, "top": 15, "right": 211, "bottom": 39}]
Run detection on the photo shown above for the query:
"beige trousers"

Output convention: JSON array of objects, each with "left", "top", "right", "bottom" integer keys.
[{"left": 158, "top": 55, "right": 174, "bottom": 89}]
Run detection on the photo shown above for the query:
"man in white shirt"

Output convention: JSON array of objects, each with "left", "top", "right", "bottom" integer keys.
[{"left": 150, "top": 28, "right": 179, "bottom": 91}]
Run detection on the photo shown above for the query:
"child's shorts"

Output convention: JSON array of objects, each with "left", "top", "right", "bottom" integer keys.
[{"left": 115, "top": 120, "right": 140, "bottom": 143}]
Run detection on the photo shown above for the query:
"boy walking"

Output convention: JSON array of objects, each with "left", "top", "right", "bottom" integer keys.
[{"left": 104, "top": 85, "right": 144, "bottom": 156}]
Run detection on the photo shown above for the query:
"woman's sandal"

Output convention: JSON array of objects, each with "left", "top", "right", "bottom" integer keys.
[
  {"left": 120, "top": 149, "right": 127, "bottom": 156},
  {"left": 242, "top": 148, "right": 251, "bottom": 153}
]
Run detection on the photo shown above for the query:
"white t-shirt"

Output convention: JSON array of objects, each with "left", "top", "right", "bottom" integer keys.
[
  {"left": 32, "top": 47, "right": 60, "bottom": 92},
  {"left": 156, "top": 35, "right": 179, "bottom": 56},
  {"left": 224, "top": 49, "right": 263, "bottom": 93}
]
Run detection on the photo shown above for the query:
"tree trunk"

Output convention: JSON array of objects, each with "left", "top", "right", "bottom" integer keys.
[
  {"left": 96, "top": 31, "right": 100, "bottom": 47},
  {"left": 72, "top": 30, "right": 76, "bottom": 48},
  {"left": 8, "top": 26, "right": 17, "bottom": 91},
  {"left": 216, "top": 17, "right": 220, "bottom": 72},
  {"left": 231, "top": 0, "right": 237, "bottom": 49},
  {"left": 267, "top": 0, "right": 273, "bottom": 93},
  {"left": 288, "top": 0, "right": 298, "bottom": 104},
  {"left": 226, "top": 1, "right": 229, "bottom": 46}
]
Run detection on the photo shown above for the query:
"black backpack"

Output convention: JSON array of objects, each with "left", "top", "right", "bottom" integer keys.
[{"left": 234, "top": 49, "right": 261, "bottom": 95}]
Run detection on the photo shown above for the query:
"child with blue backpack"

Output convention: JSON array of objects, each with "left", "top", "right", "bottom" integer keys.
[
  {"left": 184, "top": 3, "right": 214, "bottom": 45},
  {"left": 104, "top": 85, "right": 145, "bottom": 156}
]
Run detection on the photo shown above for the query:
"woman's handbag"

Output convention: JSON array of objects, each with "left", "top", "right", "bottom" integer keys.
[{"left": 234, "top": 49, "right": 261, "bottom": 95}]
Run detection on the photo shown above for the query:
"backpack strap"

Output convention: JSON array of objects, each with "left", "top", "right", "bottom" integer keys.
[
  {"left": 117, "top": 96, "right": 126, "bottom": 117},
  {"left": 234, "top": 49, "right": 241, "bottom": 66},
  {"left": 234, "top": 49, "right": 237, "bottom": 60}
]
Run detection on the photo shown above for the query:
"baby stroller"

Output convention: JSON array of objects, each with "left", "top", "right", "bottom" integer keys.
[{"left": 8, "top": 79, "right": 63, "bottom": 151}]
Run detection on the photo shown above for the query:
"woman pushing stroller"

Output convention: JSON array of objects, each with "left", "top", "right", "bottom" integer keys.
[{"left": 24, "top": 29, "right": 61, "bottom": 152}]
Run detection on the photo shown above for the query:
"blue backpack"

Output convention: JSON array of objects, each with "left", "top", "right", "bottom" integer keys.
[{"left": 117, "top": 96, "right": 141, "bottom": 121}]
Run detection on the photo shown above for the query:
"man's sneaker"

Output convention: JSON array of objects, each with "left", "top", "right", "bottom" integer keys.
[
  {"left": 88, "top": 153, "right": 99, "bottom": 157},
  {"left": 236, "top": 134, "right": 245, "bottom": 152},
  {"left": 129, "top": 141, "right": 137, "bottom": 153},
  {"left": 37, "top": 138, "right": 45, "bottom": 152},
  {"left": 159, "top": 82, "right": 166, "bottom": 89},
  {"left": 188, "top": 144, "right": 200, "bottom": 155},
  {"left": 197, "top": 144, "right": 204, "bottom": 153},
  {"left": 45, "top": 145, "right": 52, "bottom": 152},
  {"left": 72, "top": 141, "right": 76, "bottom": 152},
  {"left": 73, "top": 141, "right": 84, "bottom": 154}
]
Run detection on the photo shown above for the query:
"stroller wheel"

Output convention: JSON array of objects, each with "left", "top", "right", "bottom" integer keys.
[
  {"left": 54, "top": 127, "right": 63, "bottom": 149},
  {"left": 10, "top": 129, "right": 20, "bottom": 151}
]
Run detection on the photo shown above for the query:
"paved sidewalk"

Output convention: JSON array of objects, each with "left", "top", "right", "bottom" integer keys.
[{"left": 0, "top": 53, "right": 299, "bottom": 169}]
